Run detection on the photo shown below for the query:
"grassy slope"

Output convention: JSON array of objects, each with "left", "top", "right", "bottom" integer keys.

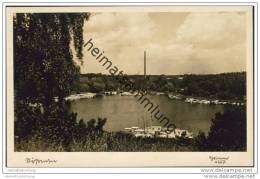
[{"left": 15, "top": 132, "right": 196, "bottom": 152}]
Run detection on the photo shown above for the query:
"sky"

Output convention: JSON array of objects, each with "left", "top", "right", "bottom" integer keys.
[{"left": 73, "top": 11, "right": 247, "bottom": 75}]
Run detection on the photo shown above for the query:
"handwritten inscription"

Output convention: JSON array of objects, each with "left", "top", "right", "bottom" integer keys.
[
  {"left": 209, "top": 156, "right": 229, "bottom": 164},
  {"left": 25, "top": 157, "right": 57, "bottom": 165}
]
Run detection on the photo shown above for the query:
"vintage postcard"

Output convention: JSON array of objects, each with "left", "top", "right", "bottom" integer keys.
[{"left": 4, "top": 5, "right": 254, "bottom": 168}]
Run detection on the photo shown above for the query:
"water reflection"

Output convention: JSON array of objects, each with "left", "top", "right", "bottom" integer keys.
[{"left": 69, "top": 95, "right": 224, "bottom": 135}]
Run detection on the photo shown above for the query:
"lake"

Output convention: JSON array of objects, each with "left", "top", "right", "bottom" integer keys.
[{"left": 69, "top": 95, "right": 225, "bottom": 135}]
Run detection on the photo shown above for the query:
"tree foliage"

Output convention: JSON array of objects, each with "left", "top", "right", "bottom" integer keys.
[
  {"left": 78, "top": 73, "right": 246, "bottom": 101},
  {"left": 195, "top": 106, "right": 246, "bottom": 151},
  {"left": 13, "top": 13, "right": 110, "bottom": 151},
  {"left": 180, "top": 73, "right": 246, "bottom": 100},
  {"left": 14, "top": 13, "right": 90, "bottom": 106}
]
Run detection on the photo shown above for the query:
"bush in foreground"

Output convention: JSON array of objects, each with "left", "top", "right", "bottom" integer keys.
[{"left": 195, "top": 106, "right": 246, "bottom": 151}]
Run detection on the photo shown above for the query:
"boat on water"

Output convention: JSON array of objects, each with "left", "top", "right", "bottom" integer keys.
[
  {"left": 65, "top": 92, "right": 97, "bottom": 101},
  {"left": 120, "top": 91, "right": 134, "bottom": 96},
  {"left": 103, "top": 91, "right": 117, "bottom": 95},
  {"left": 184, "top": 97, "right": 244, "bottom": 106},
  {"left": 124, "top": 126, "right": 193, "bottom": 139},
  {"left": 168, "top": 94, "right": 182, "bottom": 100},
  {"left": 120, "top": 91, "right": 143, "bottom": 96},
  {"left": 156, "top": 92, "right": 166, "bottom": 95}
]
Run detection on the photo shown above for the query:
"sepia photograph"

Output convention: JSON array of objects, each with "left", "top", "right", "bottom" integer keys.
[{"left": 5, "top": 5, "right": 254, "bottom": 167}]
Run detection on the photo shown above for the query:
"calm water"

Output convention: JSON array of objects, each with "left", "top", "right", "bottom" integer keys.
[{"left": 69, "top": 95, "right": 224, "bottom": 135}]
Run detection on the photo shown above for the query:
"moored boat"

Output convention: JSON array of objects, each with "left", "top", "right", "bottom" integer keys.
[{"left": 124, "top": 126, "right": 193, "bottom": 139}]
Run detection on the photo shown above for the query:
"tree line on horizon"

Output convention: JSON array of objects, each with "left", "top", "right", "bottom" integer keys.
[{"left": 75, "top": 72, "right": 246, "bottom": 101}]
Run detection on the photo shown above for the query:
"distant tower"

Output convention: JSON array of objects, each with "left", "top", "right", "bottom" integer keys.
[{"left": 144, "top": 51, "right": 146, "bottom": 78}]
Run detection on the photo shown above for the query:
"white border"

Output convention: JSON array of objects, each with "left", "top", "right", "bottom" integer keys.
[{"left": 0, "top": 0, "right": 258, "bottom": 175}]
